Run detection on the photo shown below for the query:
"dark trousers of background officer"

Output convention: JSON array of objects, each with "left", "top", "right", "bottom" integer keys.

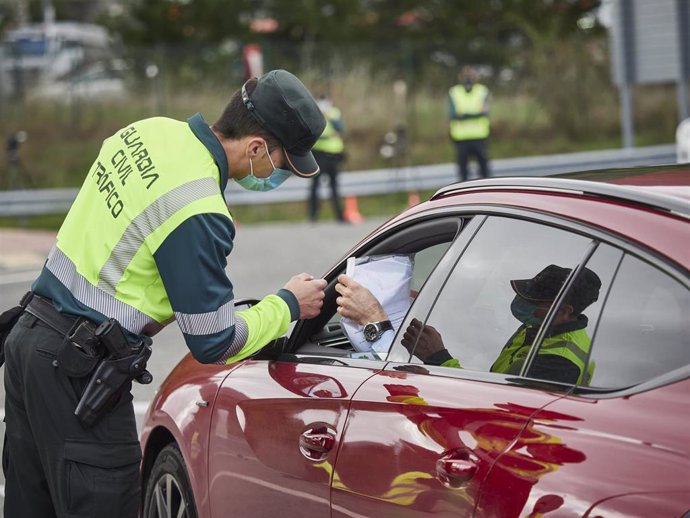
[
  {"left": 454, "top": 138, "right": 490, "bottom": 182},
  {"left": 3, "top": 312, "right": 140, "bottom": 518},
  {"left": 309, "top": 150, "right": 345, "bottom": 222}
]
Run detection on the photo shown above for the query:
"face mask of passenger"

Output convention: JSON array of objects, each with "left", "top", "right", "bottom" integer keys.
[
  {"left": 236, "top": 142, "right": 292, "bottom": 192},
  {"left": 510, "top": 296, "right": 544, "bottom": 327}
]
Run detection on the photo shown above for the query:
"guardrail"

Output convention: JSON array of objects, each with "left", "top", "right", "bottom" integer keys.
[{"left": 0, "top": 144, "right": 677, "bottom": 217}]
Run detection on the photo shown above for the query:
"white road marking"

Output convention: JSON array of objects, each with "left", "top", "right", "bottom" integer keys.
[{"left": 133, "top": 401, "right": 151, "bottom": 415}]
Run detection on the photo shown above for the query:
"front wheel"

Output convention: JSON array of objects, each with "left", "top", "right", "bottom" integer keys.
[{"left": 143, "top": 444, "right": 199, "bottom": 518}]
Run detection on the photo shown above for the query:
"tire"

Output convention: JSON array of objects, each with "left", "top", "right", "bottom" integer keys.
[{"left": 142, "top": 444, "right": 199, "bottom": 518}]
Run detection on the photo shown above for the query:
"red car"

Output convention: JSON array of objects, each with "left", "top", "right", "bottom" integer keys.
[{"left": 140, "top": 166, "right": 690, "bottom": 518}]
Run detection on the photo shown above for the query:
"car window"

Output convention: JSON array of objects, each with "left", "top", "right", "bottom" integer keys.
[
  {"left": 410, "top": 242, "right": 450, "bottom": 297},
  {"left": 584, "top": 254, "right": 690, "bottom": 389},
  {"left": 292, "top": 218, "right": 461, "bottom": 358},
  {"left": 331, "top": 242, "right": 453, "bottom": 356},
  {"left": 388, "top": 216, "right": 593, "bottom": 379},
  {"left": 525, "top": 243, "right": 622, "bottom": 386}
]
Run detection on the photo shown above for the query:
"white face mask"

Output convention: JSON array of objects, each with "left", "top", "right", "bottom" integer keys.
[{"left": 235, "top": 142, "right": 292, "bottom": 192}]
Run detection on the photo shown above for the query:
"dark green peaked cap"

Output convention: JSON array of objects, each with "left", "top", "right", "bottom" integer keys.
[{"left": 242, "top": 69, "right": 326, "bottom": 177}]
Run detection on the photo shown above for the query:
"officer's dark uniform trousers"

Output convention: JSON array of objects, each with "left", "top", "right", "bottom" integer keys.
[
  {"left": 3, "top": 312, "right": 140, "bottom": 518},
  {"left": 455, "top": 138, "right": 489, "bottom": 182},
  {"left": 309, "top": 150, "right": 345, "bottom": 222}
]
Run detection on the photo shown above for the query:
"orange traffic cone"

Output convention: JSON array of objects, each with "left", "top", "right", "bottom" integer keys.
[
  {"left": 343, "top": 195, "right": 364, "bottom": 224},
  {"left": 407, "top": 191, "right": 420, "bottom": 208}
]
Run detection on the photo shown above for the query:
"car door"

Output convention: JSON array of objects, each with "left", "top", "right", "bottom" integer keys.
[
  {"left": 331, "top": 214, "right": 601, "bottom": 517},
  {"left": 206, "top": 216, "right": 462, "bottom": 517},
  {"left": 477, "top": 245, "right": 690, "bottom": 517},
  {"left": 207, "top": 357, "right": 380, "bottom": 517}
]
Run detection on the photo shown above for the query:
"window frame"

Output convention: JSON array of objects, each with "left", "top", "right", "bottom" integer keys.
[
  {"left": 377, "top": 204, "right": 690, "bottom": 397},
  {"left": 282, "top": 211, "right": 468, "bottom": 365},
  {"left": 572, "top": 249, "right": 690, "bottom": 397}
]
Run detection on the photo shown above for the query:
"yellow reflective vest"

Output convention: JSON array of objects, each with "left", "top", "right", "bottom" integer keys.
[
  {"left": 443, "top": 325, "right": 594, "bottom": 385},
  {"left": 312, "top": 107, "right": 344, "bottom": 154},
  {"left": 42, "top": 116, "right": 291, "bottom": 362},
  {"left": 448, "top": 84, "right": 490, "bottom": 141}
]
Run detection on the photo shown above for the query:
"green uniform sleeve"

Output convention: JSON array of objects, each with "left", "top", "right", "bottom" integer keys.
[{"left": 440, "top": 358, "right": 462, "bottom": 368}]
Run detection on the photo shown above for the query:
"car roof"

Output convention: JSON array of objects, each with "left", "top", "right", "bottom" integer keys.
[{"left": 432, "top": 164, "right": 690, "bottom": 219}]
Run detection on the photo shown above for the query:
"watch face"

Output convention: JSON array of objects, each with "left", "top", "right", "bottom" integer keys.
[{"left": 363, "top": 323, "right": 379, "bottom": 342}]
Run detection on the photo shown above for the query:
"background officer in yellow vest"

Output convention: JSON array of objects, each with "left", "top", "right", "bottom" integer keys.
[
  {"left": 1, "top": 69, "right": 327, "bottom": 518},
  {"left": 448, "top": 65, "right": 491, "bottom": 181},
  {"left": 308, "top": 93, "right": 346, "bottom": 222}
]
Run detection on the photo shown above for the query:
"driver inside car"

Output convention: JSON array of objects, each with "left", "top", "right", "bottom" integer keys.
[{"left": 336, "top": 264, "right": 601, "bottom": 385}]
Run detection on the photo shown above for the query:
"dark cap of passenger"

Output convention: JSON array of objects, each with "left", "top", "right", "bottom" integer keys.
[
  {"left": 511, "top": 264, "right": 602, "bottom": 313},
  {"left": 241, "top": 69, "right": 326, "bottom": 177}
]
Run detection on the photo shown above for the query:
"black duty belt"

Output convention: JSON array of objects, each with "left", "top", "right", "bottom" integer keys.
[{"left": 22, "top": 292, "right": 101, "bottom": 355}]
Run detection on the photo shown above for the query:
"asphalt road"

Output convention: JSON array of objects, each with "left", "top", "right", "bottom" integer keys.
[{"left": 0, "top": 216, "right": 385, "bottom": 514}]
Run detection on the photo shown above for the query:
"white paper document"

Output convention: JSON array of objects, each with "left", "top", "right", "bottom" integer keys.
[{"left": 340, "top": 254, "right": 414, "bottom": 355}]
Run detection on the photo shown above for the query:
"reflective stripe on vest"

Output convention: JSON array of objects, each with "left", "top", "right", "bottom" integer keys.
[
  {"left": 449, "top": 84, "right": 490, "bottom": 141},
  {"left": 54, "top": 117, "right": 232, "bottom": 333},
  {"left": 175, "top": 299, "right": 235, "bottom": 336},
  {"left": 312, "top": 108, "right": 344, "bottom": 154},
  {"left": 45, "top": 244, "right": 155, "bottom": 333},
  {"left": 97, "top": 177, "right": 219, "bottom": 294},
  {"left": 490, "top": 327, "right": 593, "bottom": 384}
]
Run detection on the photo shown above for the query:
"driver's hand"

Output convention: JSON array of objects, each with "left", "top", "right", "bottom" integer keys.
[
  {"left": 283, "top": 273, "right": 327, "bottom": 320},
  {"left": 401, "top": 318, "right": 445, "bottom": 362},
  {"left": 335, "top": 274, "right": 388, "bottom": 325}
]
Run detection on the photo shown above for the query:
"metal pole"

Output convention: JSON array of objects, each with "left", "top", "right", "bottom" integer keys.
[
  {"left": 618, "top": 0, "right": 636, "bottom": 149},
  {"left": 620, "top": 83, "right": 634, "bottom": 149},
  {"left": 677, "top": 0, "right": 689, "bottom": 121}
]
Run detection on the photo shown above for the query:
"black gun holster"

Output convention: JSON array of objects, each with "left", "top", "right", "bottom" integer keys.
[{"left": 75, "top": 342, "right": 152, "bottom": 428}]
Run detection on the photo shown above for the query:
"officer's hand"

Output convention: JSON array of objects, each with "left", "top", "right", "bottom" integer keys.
[
  {"left": 284, "top": 273, "right": 327, "bottom": 320},
  {"left": 335, "top": 274, "right": 387, "bottom": 325},
  {"left": 401, "top": 318, "right": 445, "bottom": 362}
]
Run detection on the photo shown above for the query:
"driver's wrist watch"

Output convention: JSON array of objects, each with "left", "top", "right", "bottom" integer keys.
[{"left": 363, "top": 320, "right": 393, "bottom": 342}]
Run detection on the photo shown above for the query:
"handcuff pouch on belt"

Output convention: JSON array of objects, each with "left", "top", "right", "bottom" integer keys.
[
  {"left": 74, "top": 317, "right": 153, "bottom": 428},
  {"left": 56, "top": 320, "right": 102, "bottom": 378}
]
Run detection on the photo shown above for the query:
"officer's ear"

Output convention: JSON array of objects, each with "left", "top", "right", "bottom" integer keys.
[{"left": 245, "top": 137, "right": 266, "bottom": 158}]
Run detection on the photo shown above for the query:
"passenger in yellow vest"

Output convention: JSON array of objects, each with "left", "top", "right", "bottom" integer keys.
[
  {"left": 0, "top": 70, "right": 327, "bottom": 518},
  {"left": 448, "top": 66, "right": 491, "bottom": 181},
  {"left": 337, "top": 265, "right": 601, "bottom": 385},
  {"left": 309, "top": 94, "right": 346, "bottom": 222}
]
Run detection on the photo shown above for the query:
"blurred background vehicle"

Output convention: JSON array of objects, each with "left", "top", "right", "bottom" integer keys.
[{"left": 1, "top": 20, "right": 125, "bottom": 100}]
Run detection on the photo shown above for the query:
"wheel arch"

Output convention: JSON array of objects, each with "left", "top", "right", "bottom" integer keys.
[{"left": 140, "top": 425, "right": 177, "bottom": 506}]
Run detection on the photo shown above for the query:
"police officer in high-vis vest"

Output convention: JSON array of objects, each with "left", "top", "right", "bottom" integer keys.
[
  {"left": 403, "top": 265, "right": 602, "bottom": 385},
  {"left": 448, "top": 65, "right": 491, "bottom": 181},
  {"left": 0, "top": 69, "right": 327, "bottom": 518},
  {"left": 308, "top": 94, "right": 346, "bottom": 222}
]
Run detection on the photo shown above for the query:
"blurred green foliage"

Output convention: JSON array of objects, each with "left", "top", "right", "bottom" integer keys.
[{"left": 0, "top": 0, "right": 682, "bottom": 228}]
